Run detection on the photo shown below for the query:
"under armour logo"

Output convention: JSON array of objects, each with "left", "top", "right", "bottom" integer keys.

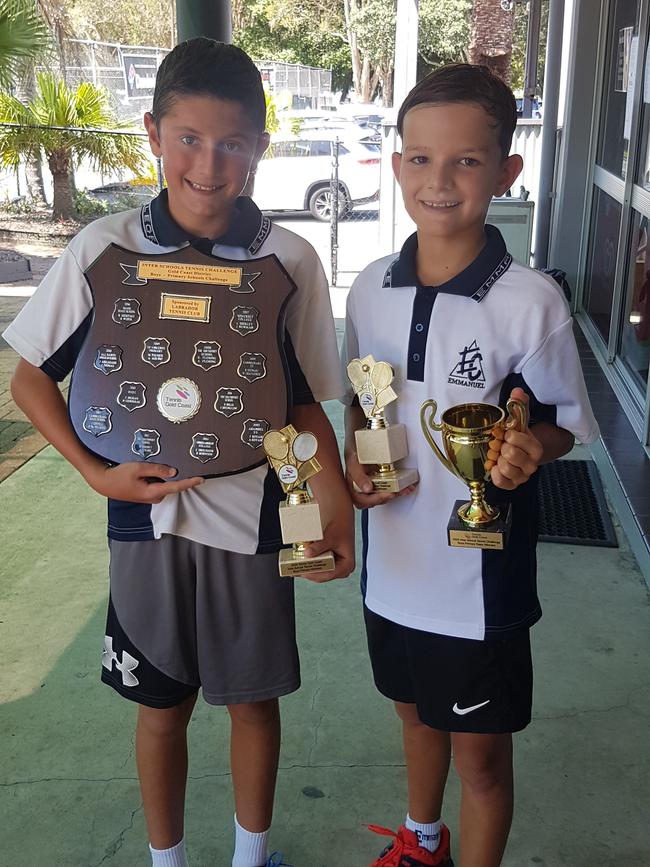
[{"left": 102, "top": 635, "right": 140, "bottom": 687}]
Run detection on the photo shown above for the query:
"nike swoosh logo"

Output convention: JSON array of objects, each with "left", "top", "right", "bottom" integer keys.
[{"left": 452, "top": 699, "right": 491, "bottom": 715}]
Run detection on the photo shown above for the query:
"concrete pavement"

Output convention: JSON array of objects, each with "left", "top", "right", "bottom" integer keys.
[
  {"left": 1, "top": 407, "right": 650, "bottom": 865},
  {"left": 0, "top": 239, "right": 65, "bottom": 482}
]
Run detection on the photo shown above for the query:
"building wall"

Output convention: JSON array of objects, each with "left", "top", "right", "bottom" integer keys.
[{"left": 551, "top": 0, "right": 650, "bottom": 581}]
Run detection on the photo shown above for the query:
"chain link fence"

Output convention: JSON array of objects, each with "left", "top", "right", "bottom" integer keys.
[
  {"left": 50, "top": 40, "right": 169, "bottom": 123},
  {"left": 329, "top": 138, "right": 381, "bottom": 287}
]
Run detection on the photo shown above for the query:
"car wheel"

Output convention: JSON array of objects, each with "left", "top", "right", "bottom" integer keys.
[{"left": 308, "top": 185, "right": 349, "bottom": 221}]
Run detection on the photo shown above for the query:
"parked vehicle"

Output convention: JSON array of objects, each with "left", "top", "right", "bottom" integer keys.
[
  {"left": 87, "top": 180, "right": 157, "bottom": 205},
  {"left": 253, "top": 130, "right": 380, "bottom": 221},
  {"left": 515, "top": 98, "right": 542, "bottom": 118}
]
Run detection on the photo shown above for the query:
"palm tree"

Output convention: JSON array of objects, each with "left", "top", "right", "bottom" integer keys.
[
  {"left": 0, "top": 71, "right": 148, "bottom": 220},
  {"left": 0, "top": 0, "right": 50, "bottom": 90}
]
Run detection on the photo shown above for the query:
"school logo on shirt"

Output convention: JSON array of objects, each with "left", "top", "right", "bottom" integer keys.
[{"left": 448, "top": 339, "right": 485, "bottom": 389}]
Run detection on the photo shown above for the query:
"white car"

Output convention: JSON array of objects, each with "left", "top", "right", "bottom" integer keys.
[{"left": 252, "top": 131, "right": 380, "bottom": 221}]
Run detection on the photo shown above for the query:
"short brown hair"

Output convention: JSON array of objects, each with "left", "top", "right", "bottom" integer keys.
[
  {"left": 152, "top": 38, "right": 266, "bottom": 133},
  {"left": 397, "top": 63, "right": 517, "bottom": 158}
]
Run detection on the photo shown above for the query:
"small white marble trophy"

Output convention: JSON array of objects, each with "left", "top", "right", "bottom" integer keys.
[{"left": 347, "top": 354, "right": 419, "bottom": 492}]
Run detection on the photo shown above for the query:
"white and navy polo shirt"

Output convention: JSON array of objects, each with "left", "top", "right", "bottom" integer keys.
[
  {"left": 342, "top": 225, "right": 599, "bottom": 640},
  {"left": 4, "top": 191, "right": 343, "bottom": 554}
]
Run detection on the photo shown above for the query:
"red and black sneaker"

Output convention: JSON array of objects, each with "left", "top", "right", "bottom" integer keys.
[{"left": 367, "top": 824, "right": 454, "bottom": 867}]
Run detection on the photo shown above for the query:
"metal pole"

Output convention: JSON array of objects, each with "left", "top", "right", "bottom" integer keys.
[
  {"left": 156, "top": 157, "right": 164, "bottom": 192},
  {"left": 379, "top": 0, "right": 419, "bottom": 254},
  {"left": 393, "top": 0, "right": 419, "bottom": 109},
  {"left": 523, "top": 0, "right": 542, "bottom": 118},
  {"left": 533, "top": 0, "right": 565, "bottom": 269},
  {"left": 330, "top": 140, "right": 339, "bottom": 287},
  {"left": 176, "top": 0, "right": 231, "bottom": 44}
]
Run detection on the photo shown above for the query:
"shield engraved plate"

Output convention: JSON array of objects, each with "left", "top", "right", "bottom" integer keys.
[{"left": 68, "top": 243, "right": 297, "bottom": 478}]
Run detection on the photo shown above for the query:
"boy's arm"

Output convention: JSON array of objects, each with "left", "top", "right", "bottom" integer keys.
[
  {"left": 11, "top": 359, "right": 203, "bottom": 502},
  {"left": 488, "top": 387, "right": 574, "bottom": 491},
  {"left": 289, "top": 402, "right": 355, "bottom": 582}
]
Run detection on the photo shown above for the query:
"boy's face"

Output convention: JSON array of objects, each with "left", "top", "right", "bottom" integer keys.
[
  {"left": 144, "top": 94, "right": 269, "bottom": 238},
  {"left": 392, "top": 102, "right": 522, "bottom": 243}
]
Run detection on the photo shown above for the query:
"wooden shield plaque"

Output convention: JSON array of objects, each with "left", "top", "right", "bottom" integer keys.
[{"left": 68, "top": 243, "right": 297, "bottom": 479}]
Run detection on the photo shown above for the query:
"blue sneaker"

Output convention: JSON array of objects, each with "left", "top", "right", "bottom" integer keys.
[{"left": 266, "top": 854, "right": 292, "bottom": 867}]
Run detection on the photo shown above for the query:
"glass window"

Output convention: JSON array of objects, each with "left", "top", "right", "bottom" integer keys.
[
  {"left": 310, "top": 141, "right": 332, "bottom": 156},
  {"left": 635, "top": 35, "right": 650, "bottom": 188},
  {"left": 584, "top": 186, "right": 623, "bottom": 343},
  {"left": 619, "top": 210, "right": 650, "bottom": 390},
  {"left": 596, "top": 0, "right": 641, "bottom": 179}
]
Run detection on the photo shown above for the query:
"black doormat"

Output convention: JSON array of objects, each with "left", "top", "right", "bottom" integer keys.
[{"left": 537, "top": 460, "right": 618, "bottom": 547}]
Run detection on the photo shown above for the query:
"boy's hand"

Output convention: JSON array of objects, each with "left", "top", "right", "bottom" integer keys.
[
  {"left": 486, "top": 389, "right": 543, "bottom": 491},
  {"left": 345, "top": 450, "right": 418, "bottom": 509},
  {"left": 87, "top": 461, "right": 204, "bottom": 503},
  {"left": 299, "top": 515, "right": 355, "bottom": 583}
]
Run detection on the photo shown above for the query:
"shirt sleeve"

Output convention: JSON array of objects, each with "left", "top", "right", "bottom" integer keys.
[
  {"left": 283, "top": 239, "right": 344, "bottom": 403},
  {"left": 519, "top": 317, "right": 600, "bottom": 443},
  {"left": 2, "top": 244, "right": 93, "bottom": 381}
]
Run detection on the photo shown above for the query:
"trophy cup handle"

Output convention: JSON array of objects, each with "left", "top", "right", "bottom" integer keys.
[
  {"left": 505, "top": 397, "right": 528, "bottom": 433},
  {"left": 420, "top": 400, "right": 462, "bottom": 480}
]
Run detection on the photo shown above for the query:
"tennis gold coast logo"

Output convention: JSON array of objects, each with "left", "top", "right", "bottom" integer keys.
[{"left": 448, "top": 340, "right": 485, "bottom": 389}]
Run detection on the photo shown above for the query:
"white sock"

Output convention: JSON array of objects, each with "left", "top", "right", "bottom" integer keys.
[
  {"left": 232, "top": 814, "right": 270, "bottom": 867},
  {"left": 149, "top": 838, "right": 188, "bottom": 867},
  {"left": 406, "top": 814, "right": 442, "bottom": 854}
]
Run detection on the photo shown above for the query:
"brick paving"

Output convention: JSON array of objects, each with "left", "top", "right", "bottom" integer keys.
[{"left": 0, "top": 238, "right": 65, "bottom": 482}]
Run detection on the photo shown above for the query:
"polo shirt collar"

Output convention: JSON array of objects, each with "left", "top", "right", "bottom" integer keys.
[
  {"left": 140, "top": 188, "right": 272, "bottom": 254},
  {"left": 383, "top": 224, "right": 512, "bottom": 302}
]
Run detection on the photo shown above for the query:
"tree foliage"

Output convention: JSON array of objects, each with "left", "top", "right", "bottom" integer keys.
[
  {"left": 233, "top": 0, "right": 351, "bottom": 94},
  {"left": 233, "top": 0, "right": 471, "bottom": 106},
  {"left": 0, "top": 0, "right": 51, "bottom": 89},
  {"left": 511, "top": 0, "right": 549, "bottom": 96},
  {"left": 347, "top": 0, "right": 395, "bottom": 103},
  {"left": 0, "top": 71, "right": 148, "bottom": 219},
  {"left": 419, "top": 0, "right": 471, "bottom": 70},
  {"left": 65, "top": 0, "right": 173, "bottom": 47}
]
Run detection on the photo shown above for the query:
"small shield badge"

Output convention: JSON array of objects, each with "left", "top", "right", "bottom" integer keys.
[{"left": 237, "top": 352, "right": 267, "bottom": 383}]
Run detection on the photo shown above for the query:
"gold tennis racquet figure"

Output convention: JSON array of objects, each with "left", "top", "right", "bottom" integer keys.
[{"left": 263, "top": 424, "right": 335, "bottom": 577}]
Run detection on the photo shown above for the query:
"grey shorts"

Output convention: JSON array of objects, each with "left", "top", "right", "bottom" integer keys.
[{"left": 102, "top": 536, "right": 300, "bottom": 708}]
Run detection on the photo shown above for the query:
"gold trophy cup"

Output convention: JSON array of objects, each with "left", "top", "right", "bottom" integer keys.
[
  {"left": 347, "top": 354, "right": 419, "bottom": 492},
  {"left": 420, "top": 399, "right": 528, "bottom": 549},
  {"left": 263, "top": 424, "right": 335, "bottom": 577}
]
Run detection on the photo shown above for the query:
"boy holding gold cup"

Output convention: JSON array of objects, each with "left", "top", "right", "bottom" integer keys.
[{"left": 341, "top": 64, "right": 599, "bottom": 867}]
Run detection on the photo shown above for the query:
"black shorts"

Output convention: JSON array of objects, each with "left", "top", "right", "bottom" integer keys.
[{"left": 364, "top": 605, "right": 533, "bottom": 734}]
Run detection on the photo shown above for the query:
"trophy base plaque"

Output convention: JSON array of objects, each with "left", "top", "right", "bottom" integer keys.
[
  {"left": 447, "top": 500, "right": 512, "bottom": 550},
  {"left": 355, "top": 465, "right": 419, "bottom": 493},
  {"left": 279, "top": 547, "right": 335, "bottom": 577}
]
